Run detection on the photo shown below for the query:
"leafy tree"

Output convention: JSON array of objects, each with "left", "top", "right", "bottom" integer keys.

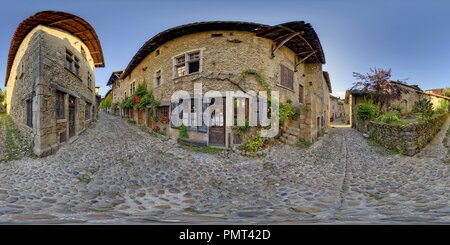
[
  {"left": 413, "top": 98, "right": 433, "bottom": 118},
  {"left": 99, "top": 95, "right": 112, "bottom": 109},
  {"left": 0, "top": 88, "right": 5, "bottom": 110},
  {"left": 356, "top": 101, "right": 378, "bottom": 120},
  {"left": 443, "top": 87, "right": 450, "bottom": 97},
  {"left": 352, "top": 68, "right": 409, "bottom": 111}
]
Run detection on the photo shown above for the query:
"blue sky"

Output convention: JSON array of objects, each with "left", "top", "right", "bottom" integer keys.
[{"left": 0, "top": 0, "right": 449, "bottom": 98}]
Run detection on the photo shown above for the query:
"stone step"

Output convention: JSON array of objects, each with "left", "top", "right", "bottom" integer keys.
[
  {"left": 286, "top": 128, "right": 300, "bottom": 135},
  {"left": 286, "top": 135, "right": 297, "bottom": 142}
]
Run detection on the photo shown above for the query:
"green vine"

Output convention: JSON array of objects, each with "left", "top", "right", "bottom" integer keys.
[
  {"left": 118, "top": 81, "right": 161, "bottom": 120},
  {"left": 233, "top": 68, "right": 271, "bottom": 93}
]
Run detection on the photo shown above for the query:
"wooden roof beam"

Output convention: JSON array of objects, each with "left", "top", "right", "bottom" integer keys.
[
  {"left": 48, "top": 18, "right": 73, "bottom": 26},
  {"left": 294, "top": 51, "right": 316, "bottom": 72},
  {"left": 271, "top": 32, "right": 300, "bottom": 58}
]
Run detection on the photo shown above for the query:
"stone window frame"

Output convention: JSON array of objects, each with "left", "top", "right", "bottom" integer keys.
[
  {"left": 25, "top": 97, "right": 33, "bottom": 129},
  {"left": 55, "top": 90, "right": 66, "bottom": 120},
  {"left": 130, "top": 80, "right": 136, "bottom": 95},
  {"left": 172, "top": 49, "right": 204, "bottom": 79},
  {"left": 74, "top": 57, "right": 80, "bottom": 76},
  {"left": 65, "top": 49, "right": 81, "bottom": 79},
  {"left": 155, "top": 70, "right": 162, "bottom": 87},
  {"left": 87, "top": 71, "right": 93, "bottom": 90},
  {"left": 298, "top": 83, "right": 305, "bottom": 104},
  {"left": 65, "top": 49, "right": 74, "bottom": 70}
]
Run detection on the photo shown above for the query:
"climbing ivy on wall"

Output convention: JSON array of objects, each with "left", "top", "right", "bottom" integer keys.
[{"left": 233, "top": 68, "right": 271, "bottom": 93}]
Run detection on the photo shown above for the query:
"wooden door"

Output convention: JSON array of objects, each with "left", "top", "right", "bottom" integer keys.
[
  {"left": 69, "top": 96, "right": 76, "bottom": 138},
  {"left": 138, "top": 109, "right": 143, "bottom": 124},
  {"left": 209, "top": 97, "right": 225, "bottom": 147}
]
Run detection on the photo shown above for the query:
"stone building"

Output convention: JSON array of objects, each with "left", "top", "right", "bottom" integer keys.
[
  {"left": 4, "top": 11, "right": 104, "bottom": 156},
  {"left": 330, "top": 95, "right": 344, "bottom": 122},
  {"left": 109, "top": 21, "right": 331, "bottom": 146},
  {"left": 106, "top": 70, "right": 124, "bottom": 116}
]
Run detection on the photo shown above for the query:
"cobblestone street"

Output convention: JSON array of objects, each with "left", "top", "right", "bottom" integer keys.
[{"left": 0, "top": 112, "right": 449, "bottom": 224}]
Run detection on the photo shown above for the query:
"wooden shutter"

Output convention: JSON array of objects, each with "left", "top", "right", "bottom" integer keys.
[{"left": 280, "top": 65, "right": 294, "bottom": 90}]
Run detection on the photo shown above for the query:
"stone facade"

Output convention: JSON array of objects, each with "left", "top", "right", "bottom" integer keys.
[
  {"left": 110, "top": 23, "right": 330, "bottom": 146},
  {"left": 330, "top": 95, "right": 344, "bottom": 121},
  {"left": 6, "top": 15, "right": 103, "bottom": 156}
]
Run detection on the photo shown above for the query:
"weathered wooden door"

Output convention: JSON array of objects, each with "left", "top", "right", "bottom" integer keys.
[
  {"left": 69, "top": 96, "right": 76, "bottom": 138},
  {"left": 138, "top": 109, "right": 143, "bottom": 124},
  {"left": 209, "top": 98, "right": 225, "bottom": 147}
]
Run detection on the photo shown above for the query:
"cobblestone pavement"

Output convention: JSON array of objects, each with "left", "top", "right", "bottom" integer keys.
[{"left": 0, "top": 112, "right": 449, "bottom": 224}]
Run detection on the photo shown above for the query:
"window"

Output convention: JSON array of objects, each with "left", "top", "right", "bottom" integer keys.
[
  {"left": 170, "top": 98, "right": 206, "bottom": 132},
  {"left": 299, "top": 84, "right": 304, "bottom": 103},
  {"left": 155, "top": 70, "right": 161, "bottom": 87},
  {"left": 26, "top": 99, "right": 33, "bottom": 128},
  {"left": 74, "top": 57, "right": 80, "bottom": 76},
  {"left": 66, "top": 49, "right": 80, "bottom": 77},
  {"left": 187, "top": 51, "right": 200, "bottom": 74},
  {"left": 173, "top": 50, "right": 201, "bottom": 78},
  {"left": 87, "top": 71, "right": 93, "bottom": 89},
  {"left": 280, "top": 65, "right": 294, "bottom": 90},
  {"left": 65, "top": 50, "right": 73, "bottom": 70},
  {"left": 233, "top": 98, "right": 249, "bottom": 126},
  {"left": 59, "top": 132, "right": 66, "bottom": 143},
  {"left": 130, "top": 81, "right": 136, "bottom": 95},
  {"left": 158, "top": 106, "right": 169, "bottom": 118},
  {"left": 85, "top": 103, "right": 92, "bottom": 120},
  {"left": 55, "top": 91, "right": 65, "bottom": 119},
  {"left": 174, "top": 55, "right": 186, "bottom": 78}
]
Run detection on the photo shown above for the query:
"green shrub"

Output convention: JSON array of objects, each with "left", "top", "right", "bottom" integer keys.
[
  {"left": 413, "top": 98, "right": 433, "bottom": 118},
  {"left": 179, "top": 123, "right": 188, "bottom": 139},
  {"left": 279, "top": 101, "right": 298, "bottom": 125},
  {"left": 439, "top": 98, "right": 449, "bottom": 112},
  {"left": 378, "top": 111, "right": 400, "bottom": 124},
  {"left": 243, "top": 134, "right": 264, "bottom": 153},
  {"left": 390, "top": 104, "right": 402, "bottom": 114},
  {"left": 356, "top": 102, "right": 378, "bottom": 120}
]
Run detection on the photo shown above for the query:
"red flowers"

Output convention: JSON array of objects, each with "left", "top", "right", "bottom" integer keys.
[
  {"left": 152, "top": 124, "right": 159, "bottom": 132},
  {"left": 158, "top": 113, "right": 169, "bottom": 124},
  {"left": 134, "top": 96, "right": 140, "bottom": 104}
]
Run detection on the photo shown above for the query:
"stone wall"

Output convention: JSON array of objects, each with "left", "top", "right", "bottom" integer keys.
[
  {"left": 112, "top": 30, "right": 329, "bottom": 145},
  {"left": 368, "top": 113, "right": 448, "bottom": 156}
]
